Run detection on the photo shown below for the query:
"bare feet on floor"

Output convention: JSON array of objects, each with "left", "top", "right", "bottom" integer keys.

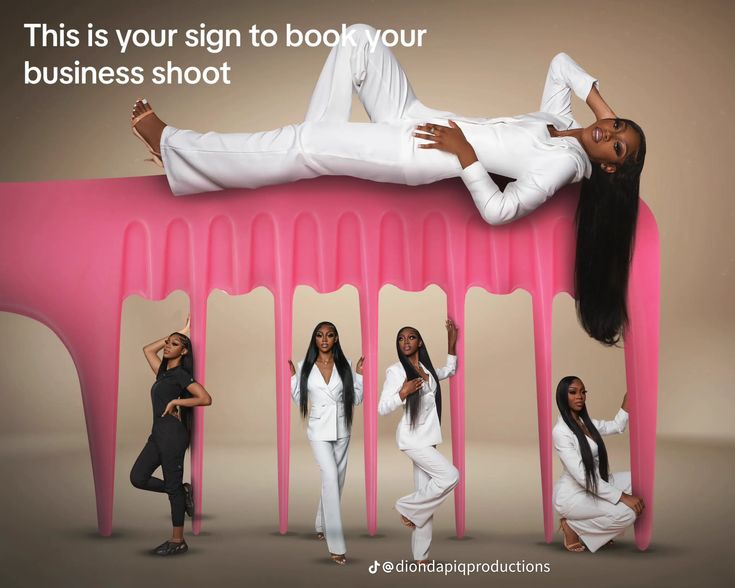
[{"left": 131, "top": 99, "right": 166, "bottom": 166}]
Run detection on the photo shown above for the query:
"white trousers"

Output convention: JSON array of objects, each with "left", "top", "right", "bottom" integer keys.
[
  {"left": 396, "top": 446, "right": 460, "bottom": 560},
  {"left": 554, "top": 471, "right": 636, "bottom": 553},
  {"left": 310, "top": 437, "right": 351, "bottom": 555},
  {"left": 160, "top": 24, "right": 460, "bottom": 196}
]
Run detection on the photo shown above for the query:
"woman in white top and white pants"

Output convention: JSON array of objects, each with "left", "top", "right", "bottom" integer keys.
[
  {"left": 378, "top": 321, "right": 459, "bottom": 562},
  {"left": 552, "top": 376, "right": 645, "bottom": 553},
  {"left": 290, "top": 321, "right": 364, "bottom": 565},
  {"left": 143, "top": 23, "right": 640, "bottom": 226},
  {"left": 132, "top": 22, "right": 646, "bottom": 346}
]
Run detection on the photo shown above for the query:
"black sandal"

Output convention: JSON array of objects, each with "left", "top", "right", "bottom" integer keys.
[{"left": 153, "top": 539, "right": 189, "bottom": 556}]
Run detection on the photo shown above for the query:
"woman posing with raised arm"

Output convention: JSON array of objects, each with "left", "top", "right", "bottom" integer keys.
[
  {"left": 289, "top": 321, "right": 364, "bottom": 565},
  {"left": 131, "top": 23, "right": 646, "bottom": 346},
  {"left": 130, "top": 317, "right": 212, "bottom": 556},
  {"left": 553, "top": 376, "right": 644, "bottom": 553},
  {"left": 378, "top": 320, "right": 459, "bottom": 563}
]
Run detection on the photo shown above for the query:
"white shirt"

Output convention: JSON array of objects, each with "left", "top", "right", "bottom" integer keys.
[
  {"left": 552, "top": 408, "right": 629, "bottom": 505},
  {"left": 291, "top": 359, "right": 363, "bottom": 441},
  {"left": 378, "top": 355, "right": 457, "bottom": 450},
  {"left": 452, "top": 52, "right": 598, "bottom": 225}
]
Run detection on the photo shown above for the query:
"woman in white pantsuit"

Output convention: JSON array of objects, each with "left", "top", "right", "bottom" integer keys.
[
  {"left": 130, "top": 22, "right": 646, "bottom": 347},
  {"left": 378, "top": 321, "right": 459, "bottom": 563},
  {"left": 552, "top": 376, "right": 645, "bottom": 553},
  {"left": 289, "top": 321, "right": 364, "bottom": 565}
]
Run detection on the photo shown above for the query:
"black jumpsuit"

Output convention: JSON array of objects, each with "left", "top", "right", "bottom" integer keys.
[{"left": 130, "top": 366, "right": 194, "bottom": 527}]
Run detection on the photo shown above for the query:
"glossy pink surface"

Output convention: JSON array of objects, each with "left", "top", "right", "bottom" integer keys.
[{"left": 0, "top": 174, "right": 659, "bottom": 548}]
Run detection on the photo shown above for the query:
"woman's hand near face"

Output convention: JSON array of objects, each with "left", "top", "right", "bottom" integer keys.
[
  {"left": 619, "top": 493, "right": 645, "bottom": 516},
  {"left": 143, "top": 336, "right": 166, "bottom": 375},
  {"left": 288, "top": 359, "right": 296, "bottom": 377},
  {"left": 355, "top": 356, "right": 365, "bottom": 375},
  {"left": 585, "top": 86, "right": 617, "bottom": 121},
  {"left": 414, "top": 121, "right": 478, "bottom": 168},
  {"left": 399, "top": 377, "right": 424, "bottom": 401},
  {"left": 446, "top": 319, "right": 458, "bottom": 355}
]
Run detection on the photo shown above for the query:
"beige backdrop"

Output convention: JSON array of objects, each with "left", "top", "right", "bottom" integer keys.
[{"left": 1, "top": 0, "right": 733, "bottom": 448}]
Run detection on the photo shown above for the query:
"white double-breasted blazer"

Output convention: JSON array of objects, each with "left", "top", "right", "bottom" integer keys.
[
  {"left": 378, "top": 355, "right": 457, "bottom": 450},
  {"left": 552, "top": 408, "right": 629, "bottom": 506},
  {"left": 291, "top": 360, "right": 363, "bottom": 441}
]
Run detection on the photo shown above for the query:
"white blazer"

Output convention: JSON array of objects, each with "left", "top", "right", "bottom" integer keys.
[
  {"left": 552, "top": 408, "right": 629, "bottom": 506},
  {"left": 378, "top": 355, "right": 457, "bottom": 450},
  {"left": 447, "top": 52, "right": 598, "bottom": 225},
  {"left": 291, "top": 360, "right": 363, "bottom": 441}
]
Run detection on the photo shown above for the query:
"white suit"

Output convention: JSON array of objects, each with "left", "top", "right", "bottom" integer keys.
[
  {"left": 552, "top": 408, "right": 636, "bottom": 552},
  {"left": 378, "top": 355, "right": 459, "bottom": 560},
  {"left": 160, "top": 24, "right": 596, "bottom": 226},
  {"left": 291, "top": 360, "right": 363, "bottom": 555}
]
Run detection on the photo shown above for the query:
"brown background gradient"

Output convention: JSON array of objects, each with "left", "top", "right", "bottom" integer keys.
[{"left": 1, "top": 1, "right": 733, "bottom": 587}]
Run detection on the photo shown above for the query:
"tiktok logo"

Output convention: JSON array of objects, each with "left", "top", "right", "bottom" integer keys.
[{"left": 368, "top": 560, "right": 379, "bottom": 574}]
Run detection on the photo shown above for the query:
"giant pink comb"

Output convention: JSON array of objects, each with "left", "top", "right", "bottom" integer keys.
[{"left": 0, "top": 174, "right": 659, "bottom": 548}]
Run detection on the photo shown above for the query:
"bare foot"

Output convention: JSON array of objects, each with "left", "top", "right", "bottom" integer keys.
[
  {"left": 400, "top": 514, "right": 416, "bottom": 529},
  {"left": 559, "top": 518, "right": 585, "bottom": 552},
  {"left": 131, "top": 98, "right": 166, "bottom": 162}
]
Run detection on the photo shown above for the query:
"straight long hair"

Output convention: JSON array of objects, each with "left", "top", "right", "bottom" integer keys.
[
  {"left": 396, "top": 327, "right": 442, "bottom": 429},
  {"left": 156, "top": 332, "right": 194, "bottom": 445},
  {"left": 555, "top": 376, "right": 610, "bottom": 495},
  {"left": 299, "top": 321, "right": 355, "bottom": 429},
  {"left": 575, "top": 118, "right": 647, "bottom": 346}
]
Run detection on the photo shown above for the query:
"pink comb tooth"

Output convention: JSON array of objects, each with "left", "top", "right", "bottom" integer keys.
[
  {"left": 73, "top": 308, "right": 123, "bottom": 537},
  {"left": 187, "top": 293, "right": 207, "bottom": 534},
  {"left": 274, "top": 288, "right": 294, "bottom": 535},
  {"left": 447, "top": 284, "right": 466, "bottom": 538},
  {"left": 623, "top": 204, "right": 660, "bottom": 550},
  {"left": 532, "top": 277, "right": 555, "bottom": 542},
  {"left": 0, "top": 176, "right": 659, "bottom": 549},
  {"left": 274, "top": 214, "right": 295, "bottom": 536},
  {"left": 359, "top": 285, "right": 380, "bottom": 534}
]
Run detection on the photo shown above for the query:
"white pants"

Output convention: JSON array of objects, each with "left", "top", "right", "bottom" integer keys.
[
  {"left": 310, "top": 437, "right": 351, "bottom": 555},
  {"left": 554, "top": 471, "right": 636, "bottom": 553},
  {"left": 396, "top": 446, "right": 460, "bottom": 560},
  {"left": 160, "top": 24, "right": 460, "bottom": 196}
]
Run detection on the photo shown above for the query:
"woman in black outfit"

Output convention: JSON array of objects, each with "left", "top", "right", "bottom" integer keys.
[{"left": 130, "top": 317, "right": 212, "bottom": 556}]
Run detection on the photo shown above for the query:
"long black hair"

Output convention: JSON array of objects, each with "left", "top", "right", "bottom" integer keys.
[
  {"left": 555, "top": 376, "right": 610, "bottom": 495},
  {"left": 575, "top": 118, "right": 647, "bottom": 346},
  {"left": 396, "top": 327, "right": 442, "bottom": 429},
  {"left": 157, "top": 332, "right": 195, "bottom": 444},
  {"left": 299, "top": 321, "right": 356, "bottom": 428}
]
